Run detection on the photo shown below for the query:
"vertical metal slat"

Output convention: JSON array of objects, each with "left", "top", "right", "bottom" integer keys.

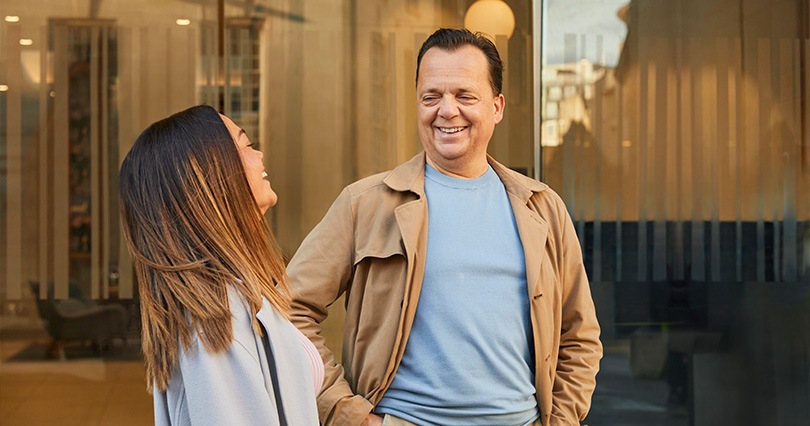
[
  {"left": 53, "top": 25, "right": 71, "bottom": 299},
  {"left": 39, "top": 24, "right": 51, "bottom": 299},
  {"left": 5, "top": 24, "right": 23, "bottom": 300},
  {"left": 90, "top": 26, "right": 101, "bottom": 299}
]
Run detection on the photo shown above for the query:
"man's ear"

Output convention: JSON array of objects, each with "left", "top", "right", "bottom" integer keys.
[{"left": 493, "top": 94, "right": 505, "bottom": 124}]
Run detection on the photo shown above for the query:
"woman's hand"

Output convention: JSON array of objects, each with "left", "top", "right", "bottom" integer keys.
[{"left": 360, "top": 413, "right": 383, "bottom": 426}]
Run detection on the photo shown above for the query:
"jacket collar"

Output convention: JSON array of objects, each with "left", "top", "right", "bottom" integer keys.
[
  {"left": 383, "top": 152, "right": 428, "bottom": 196},
  {"left": 383, "top": 151, "right": 548, "bottom": 202}
]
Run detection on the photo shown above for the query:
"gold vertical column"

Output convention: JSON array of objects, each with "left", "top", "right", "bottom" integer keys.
[
  {"left": 756, "top": 38, "right": 770, "bottom": 282},
  {"left": 38, "top": 25, "right": 51, "bottom": 299},
  {"left": 5, "top": 24, "right": 23, "bottom": 300},
  {"left": 223, "top": 23, "right": 231, "bottom": 117},
  {"left": 53, "top": 25, "right": 70, "bottom": 299},
  {"left": 203, "top": 24, "right": 217, "bottom": 107},
  {"left": 732, "top": 37, "right": 744, "bottom": 281},
  {"left": 689, "top": 37, "right": 705, "bottom": 281},
  {"left": 671, "top": 37, "right": 685, "bottom": 281},
  {"left": 388, "top": 31, "right": 398, "bottom": 168},
  {"left": 652, "top": 36, "right": 668, "bottom": 282},
  {"left": 101, "top": 26, "right": 111, "bottom": 299},
  {"left": 117, "top": 27, "right": 134, "bottom": 299},
  {"left": 732, "top": 37, "right": 743, "bottom": 282},
  {"left": 138, "top": 27, "right": 150, "bottom": 131},
  {"left": 91, "top": 26, "right": 102, "bottom": 299},
  {"left": 708, "top": 37, "right": 722, "bottom": 283},
  {"left": 189, "top": 28, "right": 197, "bottom": 106},
  {"left": 717, "top": 36, "right": 733, "bottom": 279},
  {"left": 637, "top": 35, "right": 649, "bottom": 282},
  {"left": 768, "top": 37, "right": 782, "bottom": 282},
  {"left": 240, "top": 27, "right": 250, "bottom": 121}
]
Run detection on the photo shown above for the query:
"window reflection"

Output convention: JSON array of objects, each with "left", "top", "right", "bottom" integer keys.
[{"left": 543, "top": 0, "right": 809, "bottom": 424}]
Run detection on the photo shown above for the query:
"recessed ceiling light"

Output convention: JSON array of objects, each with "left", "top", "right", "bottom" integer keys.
[
  {"left": 5, "top": 16, "right": 20, "bottom": 23},
  {"left": 0, "top": 85, "right": 9, "bottom": 91},
  {"left": 19, "top": 38, "right": 33, "bottom": 46},
  {"left": 176, "top": 19, "right": 191, "bottom": 26}
]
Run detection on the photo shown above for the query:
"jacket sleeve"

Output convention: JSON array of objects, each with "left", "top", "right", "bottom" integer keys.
[
  {"left": 287, "top": 188, "right": 374, "bottom": 426},
  {"left": 549, "top": 196, "right": 603, "bottom": 426},
  {"left": 178, "top": 332, "right": 280, "bottom": 426}
]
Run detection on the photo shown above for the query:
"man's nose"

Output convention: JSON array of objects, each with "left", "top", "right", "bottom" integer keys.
[{"left": 437, "top": 96, "right": 460, "bottom": 119}]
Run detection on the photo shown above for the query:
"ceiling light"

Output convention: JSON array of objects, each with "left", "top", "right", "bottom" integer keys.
[
  {"left": 176, "top": 19, "right": 191, "bottom": 26},
  {"left": 0, "top": 85, "right": 8, "bottom": 91},
  {"left": 5, "top": 16, "right": 20, "bottom": 23},
  {"left": 19, "top": 39, "right": 33, "bottom": 46},
  {"left": 464, "top": 0, "right": 515, "bottom": 40}
]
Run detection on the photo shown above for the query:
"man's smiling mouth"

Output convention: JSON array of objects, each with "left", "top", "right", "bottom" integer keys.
[{"left": 438, "top": 126, "right": 466, "bottom": 134}]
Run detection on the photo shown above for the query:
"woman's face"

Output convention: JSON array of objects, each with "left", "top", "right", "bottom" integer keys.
[{"left": 219, "top": 114, "right": 277, "bottom": 213}]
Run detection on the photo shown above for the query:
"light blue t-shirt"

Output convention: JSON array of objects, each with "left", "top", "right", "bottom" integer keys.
[{"left": 376, "top": 164, "right": 539, "bottom": 426}]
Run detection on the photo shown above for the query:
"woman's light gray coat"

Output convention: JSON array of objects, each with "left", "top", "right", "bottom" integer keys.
[{"left": 153, "top": 289, "right": 320, "bottom": 425}]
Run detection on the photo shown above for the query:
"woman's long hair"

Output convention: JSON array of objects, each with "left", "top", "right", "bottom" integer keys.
[{"left": 118, "top": 105, "right": 290, "bottom": 392}]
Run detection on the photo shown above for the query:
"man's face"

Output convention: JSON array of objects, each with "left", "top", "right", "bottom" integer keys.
[{"left": 416, "top": 45, "right": 504, "bottom": 178}]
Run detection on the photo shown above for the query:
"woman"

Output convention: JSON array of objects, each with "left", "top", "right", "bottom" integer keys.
[{"left": 118, "top": 105, "right": 322, "bottom": 425}]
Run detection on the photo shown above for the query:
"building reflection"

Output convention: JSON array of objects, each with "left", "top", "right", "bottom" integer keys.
[{"left": 543, "top": 1, "right": 809, "bottom": 424}]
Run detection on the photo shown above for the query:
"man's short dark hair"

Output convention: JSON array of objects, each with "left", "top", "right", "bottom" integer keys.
[{"left": 416, "top": 28, "right": 504, "bottom": 96}]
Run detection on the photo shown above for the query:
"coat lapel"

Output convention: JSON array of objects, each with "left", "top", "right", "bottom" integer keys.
[
  {"left": 384, "top": 152, "right": 428, "bottom": 295},
  {"left": 394, "top": 197, "right": 428, "bottom": 346},
  {"left": 255, "top": 300, "right": 319, "bottom": 425},
  {"left": 488, "top": 156, "right": 550, "bottom": 298},
  {"left": 376, "top": 153, "right": 429, "bottom": 400},
  {"left": 510, "top": 197, "right": 550, "bottom": 298}
]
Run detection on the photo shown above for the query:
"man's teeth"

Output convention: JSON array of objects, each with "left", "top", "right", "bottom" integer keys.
[
  {"left": 439, "top": 127, "right": 465, "bottom": 134},
  {"left": 262, "top": 171, "right": 268, "bottom": 178}
]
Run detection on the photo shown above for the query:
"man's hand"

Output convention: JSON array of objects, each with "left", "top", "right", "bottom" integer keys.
[{"left": 360, "top": 413, "right": 383, "bottom": 426}]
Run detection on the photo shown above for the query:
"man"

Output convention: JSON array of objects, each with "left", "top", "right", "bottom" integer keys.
[{"left": 288, "top": 28, "right": 602, "bottom": 426}]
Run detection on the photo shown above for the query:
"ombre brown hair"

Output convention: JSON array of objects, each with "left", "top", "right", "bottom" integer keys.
[{"left": 118, "top": 105, "right": 289, "bottom": 393}]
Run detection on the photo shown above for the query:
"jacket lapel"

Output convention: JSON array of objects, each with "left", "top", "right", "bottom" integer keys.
[
  {"left": 255, "top": 301, "right": 318, "bottom": 425},
  {"left": 488, "top": 157, "right": 550, "bottom": 298},
  {"left": 385, "top": 152, "right": 428, "bottom": 277},
  {"left": 511, "top": 198, "right": 549, "bottom": 298},
  {"left": 377, "top": 153, "right": 429, "bottom": 400}
]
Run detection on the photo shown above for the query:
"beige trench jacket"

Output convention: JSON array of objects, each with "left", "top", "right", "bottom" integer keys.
[{"left": 288, "top": 152, "right": 602, "bottom": 426}]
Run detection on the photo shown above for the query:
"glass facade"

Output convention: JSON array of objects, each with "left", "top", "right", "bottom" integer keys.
[
  {"left": 543, "top": 0, "right": 810, "bottom": 424},
  {"left": 0, "top": 0, "right": 807, "bottom": 425}
]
